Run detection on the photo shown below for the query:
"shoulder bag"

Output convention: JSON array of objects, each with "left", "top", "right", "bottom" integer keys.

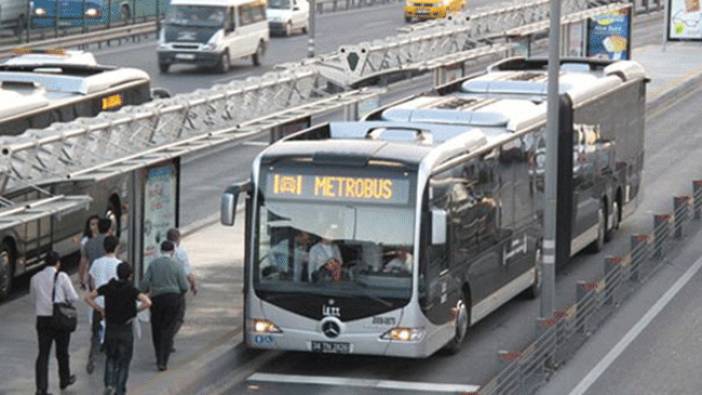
[{"left": 52, "top": 272, "right": 78, "bottom": 332}]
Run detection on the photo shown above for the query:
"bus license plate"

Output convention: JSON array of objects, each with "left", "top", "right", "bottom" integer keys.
[
  {"left": 311, "top": 341, "right": 350, "bottom": 354},
  {"left": 175, "top": 53, "right": 196, "bottom": 60}
]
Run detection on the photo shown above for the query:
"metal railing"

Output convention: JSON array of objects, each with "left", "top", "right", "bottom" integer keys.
[{"left": 475, "top": 181, "right": 702, "bottom": 395}]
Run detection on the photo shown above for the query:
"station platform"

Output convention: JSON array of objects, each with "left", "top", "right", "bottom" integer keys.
[{"left": 2, "top": 40, "right": 702, "bottom": 395}]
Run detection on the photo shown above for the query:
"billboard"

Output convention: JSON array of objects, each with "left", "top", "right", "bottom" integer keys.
[
  {"left": 142, "top": 160, "right": 179, "bottom": 272},
  {"left": 587, "top": 8, "right": 632, "bottom": 60},
  {"left": 668, "top": 0, "right": 702, "bottom": 40}
]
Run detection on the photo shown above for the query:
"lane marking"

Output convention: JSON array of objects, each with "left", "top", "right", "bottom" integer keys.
[
  {"left": 242, "top": 141, "right": 269, "bottom": 146},
  {"left": 248, "top": 373, "right": 480, "bottom": 393},
  {"left": 569, "top": 254, "right": 702, "bottom": 395}
]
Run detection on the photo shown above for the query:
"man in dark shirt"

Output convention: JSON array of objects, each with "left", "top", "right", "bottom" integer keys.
[
  {"left": 140, "top": 240, "right": 189, "bottom": 371},
  {"left": 85, "top": 262, "right": 151, "bottom": 395}
]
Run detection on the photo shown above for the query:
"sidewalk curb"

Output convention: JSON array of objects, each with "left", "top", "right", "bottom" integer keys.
[{"left": 647, "top": 70, "right": 702, "bottom": 113}]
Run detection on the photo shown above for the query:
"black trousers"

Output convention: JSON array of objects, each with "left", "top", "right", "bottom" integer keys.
[
  {"left": 150, "top": 293, "right": 182, "bottom": 367},
  {"left": 88, "top": 309, "right": 102, "bottom": 367},
  {"left": 173, "top": 294, "right": 186, "bottom": 336},
  {"left": 35, "top": 316, "right": 72, "bottom": 394},
  {"left": 104, "top": 323, "right": 134, "bottom": 395}
]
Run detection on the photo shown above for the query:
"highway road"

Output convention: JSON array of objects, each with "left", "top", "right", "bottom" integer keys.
[{"left": 92, "top": 0, "right": 511, "bottom": 95}]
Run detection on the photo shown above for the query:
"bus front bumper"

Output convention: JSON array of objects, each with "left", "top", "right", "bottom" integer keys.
[{"left": 247, "top": 328, "right": 438, "bottom": 359}]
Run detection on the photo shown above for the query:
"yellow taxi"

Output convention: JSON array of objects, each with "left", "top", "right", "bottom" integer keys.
[{"left": 404, "top": 0, "right": 465, "bottom": 22}]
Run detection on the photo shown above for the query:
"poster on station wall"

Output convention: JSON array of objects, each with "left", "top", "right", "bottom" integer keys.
[
  {"left": 587, "top": 8, "right": 632, "bottom": 60},
  {"left": 668, "top": 0, "right": 702, "bottom": 40},
  {"left": 142, "top": 160, "right": 179, "bottom": 273}
]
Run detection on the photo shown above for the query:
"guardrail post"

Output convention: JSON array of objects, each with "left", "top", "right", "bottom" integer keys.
[
  {"left": 693, "top": 180, "right": 702, "bottom": 220},
  {"left": 673, "top": 196, "right": 690, "bottom": 239},
  {"left": 653, "top": 214, "right": 670, "bottom": 260},
  {"left": 54, "top": 0, "right": 59, "bottom": 38},
  {"left": 25, "top": 0, "right": 32, "bottom": 43},
  {"left": 536, "top": 317, "right": 558, "bottom": 369},
  {"left": 603, "top": 256, "right": 622, "bottom": 306},
  {"left": 575, "top": 281, "right": 592, "bottom": 335},
  {"left": 497, "top": 350, "right": 523, "bottom": 391},
  {"left": 107, "top": 0, "right": 112, "bottom": 29},
  {"left": 82, "top": 0, "right": 87, "bottom": 33},
  {"left": 629, "top": 234, "right": 647, "bottom": 281}
]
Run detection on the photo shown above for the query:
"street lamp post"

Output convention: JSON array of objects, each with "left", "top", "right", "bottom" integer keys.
[{"left": 541, "top": 0, "right": 561, "bottom": 319}]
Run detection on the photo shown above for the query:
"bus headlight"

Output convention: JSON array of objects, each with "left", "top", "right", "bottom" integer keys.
[
  {"left": 85, "top": 8, "right": 101, "bottom": 17},
  {"left": 253, "top": 319, "right": 283, "bottom": 333},
  {"left": 380, "top": 327, "right": 424, "bottom": 342},
  {"left": 34, "top": 7, "right": 47, "bottom": 16}
]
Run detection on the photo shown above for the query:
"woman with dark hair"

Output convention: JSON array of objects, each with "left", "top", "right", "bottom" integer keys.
[{"left": 79, "top": 215, "right": 100, "bottom": 290}]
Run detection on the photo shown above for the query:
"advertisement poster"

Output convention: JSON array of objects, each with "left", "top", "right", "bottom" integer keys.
[
  {"left": 587, "top": 9, "right": 631, "bottom": 60},
  {"left": 668, "top": 0, "right": 702, "bottom": 40},
  {"left": 142, "top": 162, "right": 178, "bottom": 272}
]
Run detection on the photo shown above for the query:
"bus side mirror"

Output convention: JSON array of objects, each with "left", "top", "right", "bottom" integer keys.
[
  {"left": 431, "top": 209, "right": 447, "bottom": 245},
  {"left": 221, "top": 181, "right": 251, "bottom": 226}
]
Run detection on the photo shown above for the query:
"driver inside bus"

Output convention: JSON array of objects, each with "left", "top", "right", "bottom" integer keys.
[
  {"left": 383, "top": 248, "right": 413, "bottom": 274},
  {"left": 309, "top": 226, "right": 344, "bottom": 282}
]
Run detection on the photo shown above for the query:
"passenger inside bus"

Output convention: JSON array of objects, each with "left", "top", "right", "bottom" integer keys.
[
  {"left": 309, "top": 226, "right": 345, "bottom": 282},
  {"left": 383, "top": 249, "right": 413, "bottom": 274}
]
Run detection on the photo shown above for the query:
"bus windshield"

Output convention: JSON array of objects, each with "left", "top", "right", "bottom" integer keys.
[
  {"left": 255, "top": 169, "right": 416, "bottom": 300},
  {"left": 165, "top": 5, "right": 226, "bottom": 28}
]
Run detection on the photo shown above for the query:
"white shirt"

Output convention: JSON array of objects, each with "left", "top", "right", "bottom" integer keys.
[
  {"left": 89, "top": 255, "right": 120, "bottom": 308},
  {"left": 384, "top": 254, "right": 413, "bottom": 273},
  {"left": 30, "top": 267, "right": 78, "bottom": 317},
  {"left": 175, "top": 245, "right": 192, "bottom": 276},
  {"left": 309, "top": 242, "right": 342, "bottom": 281}
]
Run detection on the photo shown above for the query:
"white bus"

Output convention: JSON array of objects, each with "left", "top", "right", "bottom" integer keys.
[
  {"left": 0, "top": 49, "right": 155, "bottom": 135},
  {"left": 220, "top": 58, "right": 647, "bottom": 357}
]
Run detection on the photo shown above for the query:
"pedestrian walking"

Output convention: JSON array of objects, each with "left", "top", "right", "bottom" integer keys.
[
  {"left": 166, "top": 228, "right": 198, "bottom": 346},
  {"left": 86, "top": 235, "right": 122, "bottom": 374},
  {"left": 30, "top": 251, "right": 78, "bottom": 395},
  {"left": 85, "top": 262, "right": 151, "bottom": 395},
  {"left": 140, "top": 240, "right": 189, "bottom": 371},
  {"left": 78, "top": 214, "right": 100, "bottom": 290}
]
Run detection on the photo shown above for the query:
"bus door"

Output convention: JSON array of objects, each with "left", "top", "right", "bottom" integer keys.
[{"left": 572, "top": 127, "right": 599, "bottom": 242}]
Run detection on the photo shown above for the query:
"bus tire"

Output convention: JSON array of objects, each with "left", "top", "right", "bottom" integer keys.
[
  {"left": 605, "top": 200, "right": 620, "bottom": 242},
  {"left": 404, "top": 15, "right": 412, "bottom": 23},
  {"left": 217, "top": 51, "right": 231, "bottom": 74},
  {"left": 523, "top": 245, "right": 542, "bottom": 299},
  {"left": 444, "top": 295, "right": 469, "bottom": 355},
  {"left": 253, "top": 41, "right": 265, "bottom": 66},
  {"left": 302, "top": 24, "right": 308, "bottom": 34},
  {"left": 587, "top": 204, "right": 605, "bottom": 254},
  {"left": 0, "top": 241, "right": 15, "bottom": 301},
  {"left": 159, "top": 63, "right": 170, "bottom": 73}
]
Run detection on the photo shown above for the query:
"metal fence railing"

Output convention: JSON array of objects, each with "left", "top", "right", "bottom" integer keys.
[{"left": 474, "top": 179, "right": 702, "bottom": 395}]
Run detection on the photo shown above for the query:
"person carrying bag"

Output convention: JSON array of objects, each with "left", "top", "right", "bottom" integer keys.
[{"left": 30, "top": 251, "right": 78, "bottom": 395}]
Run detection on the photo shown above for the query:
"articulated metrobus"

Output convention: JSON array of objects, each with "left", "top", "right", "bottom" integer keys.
[{"left": 220, "top": 58, "right": 647, "bottom": 357}]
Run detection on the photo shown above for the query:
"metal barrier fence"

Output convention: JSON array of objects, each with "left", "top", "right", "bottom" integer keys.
[{"left": 475, "top": 180, "right": 702, "bottom": 395}]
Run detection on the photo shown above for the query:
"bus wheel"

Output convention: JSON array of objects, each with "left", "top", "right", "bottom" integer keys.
[
  {"left": 0, "top": 242, "right": 14, "bottom": 301},
  {"left": 587, "top": 205, "right": 605, "bottom": 254},
  {"left": 404, "top": 16, "right": 412, "bottom": 23},
  {"left": 444, "top": 297, "right": 469, "bottom": 355},
  {"left": 159, "top": 63, "right": 170, "bottom": 74},
  {"left": 605, "top": 200, "right": 620, "bottom": 242},
  {"left": 253, "top": 41, "right": 266, "bottom": 66},
  {"left": 523, "top": 246, "right": 542, "bottom": 299}
]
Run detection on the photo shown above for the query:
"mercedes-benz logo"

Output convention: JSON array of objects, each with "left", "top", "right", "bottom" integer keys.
[{"left": 321, "top": 320, "right": 341, "bottom": 339}]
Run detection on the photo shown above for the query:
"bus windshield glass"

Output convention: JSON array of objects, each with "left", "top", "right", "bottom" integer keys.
[
  {"left": 255, "top": 168, "right": 416, "bottom": 300},
  {"left": 165, "top": 6, "right": 226, "bottom": 28}
]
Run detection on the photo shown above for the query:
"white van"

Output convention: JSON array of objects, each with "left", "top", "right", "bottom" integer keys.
[
  {"left": 266, "top": 0, "right": 308, "bottom": 36},
  {"left": 0, "top": 0, "right": 27, "bottom": 34},
  {"left": 157, "top": 0, "right": 270, "bottom": 73}
]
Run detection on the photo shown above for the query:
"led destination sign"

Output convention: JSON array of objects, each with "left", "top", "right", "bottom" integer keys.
[{"left": 267, "top": 173, "right": 411, "bottom": 204}]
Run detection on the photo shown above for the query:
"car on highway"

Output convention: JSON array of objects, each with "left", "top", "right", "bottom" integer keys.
[
  {"left": 157, "top": 0, "right": 270, "bottom": 73},
  {"left": 267, "top": 0, "right": 308, "bottom": 36},
  {"left": 403, "top": 0, "right": 465, "bottom": 23}
]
